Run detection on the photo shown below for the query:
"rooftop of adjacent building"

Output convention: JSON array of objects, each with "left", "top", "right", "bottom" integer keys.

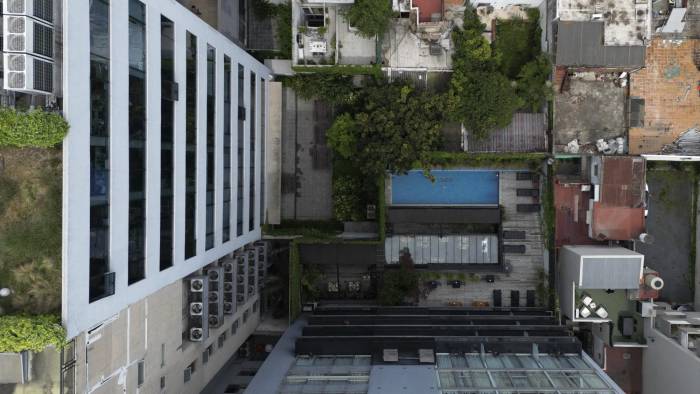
[
  {"left": 245, "top": 305, "right": 624, "bottom": 393},
  {"left": 556, "top": 0, "right": 650, "bottom": 46},
  {"left": 628, "top": 38, "right": 700, "bottom": 155}
]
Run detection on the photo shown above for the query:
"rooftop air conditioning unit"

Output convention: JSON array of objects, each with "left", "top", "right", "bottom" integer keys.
[
  {"left": 237, "top": 294, "right": 245, "bottom": 303},
  {"left": 209, "top": 292, "right": 219, "bottom": 303},
  {"left": 3, "top": 0, "right": 54, "bottom": 24},
  {"left": 3, "top": 53, "right": 53, "bottom": 94},
  {"left": 3, "top": 15, "right": 54, "bottom": 58},
  {"left": 208, "top": 269, "right": 220, "bottom": 281},
  {"left": 223, "top": 262, "right": 234, "bottom": 273},
  {"left": 223, "top": 302, "right": 234, "bottom": 314},
  {"left": 189, "top": 328, "right": 204, "bottom": 342},
  {"left": 190, "top": 278, "right": 205, "bottom": 292},
  {"left": 190, "top": 302, "right": 204, "bottom": 316},
  {"left": 208, "top": 315, "right": 220, "bottom": 326}
]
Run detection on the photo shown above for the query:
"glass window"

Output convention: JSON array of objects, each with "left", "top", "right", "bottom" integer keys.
[
  {"left": 249, "top": 73, "right": 256, "bottom": 232},
  {"left": 185, "top": 32, "right": 197, "bottom": 259},
  {"left": 218, "top": 332, "right": 226, "bottom": 348},
  {"left": 205, "top": 45, "right": 215, "bottom": 250},
  {"left": 160, "top": 15, "right": 175, "bottom": 270},
  {"left": 89, "top": 0, "right": 111, "bottom": 303},
  {"left": 223, "top": 56, "right": 232, "bottom": 242},
  {"left": 137, "top": 360, "right": 145, "bottom": 387},
  {"left": 236, "top": 65, "right": 245, "bottom": 236},
  {"left": 128, "top": 0, "right": 147, "bottom": 285},
  {"left": 259, "top": 78, "right": 266, "bottom": 226}
]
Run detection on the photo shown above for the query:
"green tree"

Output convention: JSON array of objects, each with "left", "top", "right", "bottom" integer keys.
[
  {"left": 447, "top": 70, "right": 522, "bottom": 138},
  {"left": 378, "top": 249, "right": 419, "bottom": 305},
  {"left": 345, "top": 0, "right": 393, "bottom": 39},
  {"left": 451, "top": 15, "right": 496, "bottom": 74},
  {"left": 516, "top": 53, "right": 552, "bottom": 112},
  {"left": 327, "top": 83, "right": 444, "bottom": 177}
]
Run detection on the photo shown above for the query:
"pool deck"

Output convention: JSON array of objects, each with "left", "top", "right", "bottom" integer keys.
[{"left": 419, "top": 171, "right": 548, "bottom": 307}]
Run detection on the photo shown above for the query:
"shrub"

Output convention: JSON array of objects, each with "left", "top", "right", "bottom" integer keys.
[
  {"left": 333, "top": 175, "right": 364, "bottom": 221},
  {"left": 0, "top": 108, "right": 68, "bottom": 148},
  {"left": 379, "top": 250, "right": 419, "bottom": 305},
  {"left": 0, "top": 315, "right": 66, "bottom": 353},
  {"left": 282, "top": 74, "right": 357, "bottom": 105}
]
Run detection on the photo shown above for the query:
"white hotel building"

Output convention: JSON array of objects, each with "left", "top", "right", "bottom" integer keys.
[{"left": 3, "top": 0, "right": 277, "bottom": 392}]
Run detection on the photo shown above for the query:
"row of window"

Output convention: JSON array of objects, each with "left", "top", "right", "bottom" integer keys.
[{"left": 88, "top": 0, "right": 266, "bottom": 302}]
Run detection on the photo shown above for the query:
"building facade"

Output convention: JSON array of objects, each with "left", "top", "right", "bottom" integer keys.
[
  {"left": 62, "top": 0, "right": 271, "bottom": 338},
  {"left": 54, "top": 0, "right": 275, "bottom": 392}
]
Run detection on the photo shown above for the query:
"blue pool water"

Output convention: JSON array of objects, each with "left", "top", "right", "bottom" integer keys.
[{"left": 391, "top": 170, "right": 499, "bottom": 205}]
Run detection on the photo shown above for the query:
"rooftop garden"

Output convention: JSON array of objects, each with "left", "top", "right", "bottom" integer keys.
[
  {"left": 0, "top": 107, "right": 68, "bottom": 352},
  {"left": 276, "top": 6, "right": 552, "bottom": 317}
]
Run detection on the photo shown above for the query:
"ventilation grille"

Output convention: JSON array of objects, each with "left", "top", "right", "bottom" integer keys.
[
  {"left": 7, "top": 54, "right": 25, "bottom": 71},
  {"left": 7, "top": 0, "right": 25, "bottom": 14},
  {"left": 33, "top": 57, "right": 53, "bottom": 92},
  {"left": 7, "top": 35, "right": 26, "bottom": 52},
  {"left": 7, "top": 17, "right": 26, "bottom": 34},
  {"left": 8, "top": 72, "right": 26, "bottom": 89},
  {"left": 33, "top": 22, "right": 53, "bottom": 57}
]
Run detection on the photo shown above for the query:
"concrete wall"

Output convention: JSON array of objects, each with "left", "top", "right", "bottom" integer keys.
[
  {"left": 71, "top": 279, "right": 261, "bottom": 394},
  {"left": 557, "top": 246, "right": 580, "bottom": 321},
  {"left": 62, "top": 0, "right": 271, "bottom": 338},
  {"left": 643, "top": 319, "right": 700, "bottom": 394}
]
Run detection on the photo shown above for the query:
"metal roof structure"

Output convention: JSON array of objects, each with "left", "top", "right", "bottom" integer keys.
[
  {"left": 555, "top": 21, "right": 645, "bottom": 68},
  {"left": 387, "top": 207, "right": 501, "bottom": 225},
  {"left": 384, "top": 234, "right": 499, "bottom": 265},
  {"left": 463, "top": 113, "right": 547, "bottom": 153},
  {"left": 245, "top": 306, "right": 624, "bottom": 393},
  {"left": 591, "top": 156, "right": 646, "bottom": 241}
]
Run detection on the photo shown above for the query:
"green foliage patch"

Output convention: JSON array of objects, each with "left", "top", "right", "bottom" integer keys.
[
  {"left": 446, "top": 8, "right": 550, "bottom": 136},
  {"left": 0, "top": 315, "right": 66, "bottom": 353},
  {"left": 328, "top": 82, "right": 444, "bottom": 177},
  {"left": 344, "top": 0, "right": 393, "bottom": 39},
  {"left": 379, "top": 252, "right": 419, "bottom": 305},
  {"left": 0, "top": 108, "right": 69, "bottom": 148}
]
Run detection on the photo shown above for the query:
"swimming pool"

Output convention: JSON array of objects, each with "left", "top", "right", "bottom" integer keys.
[{"left": 390, "top": 170, "right": 499, "bottom": 206}]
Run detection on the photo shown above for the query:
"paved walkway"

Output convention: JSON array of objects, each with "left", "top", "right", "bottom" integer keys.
[{"left": 280, "top": 89, "right": 334, "bottom": 220}]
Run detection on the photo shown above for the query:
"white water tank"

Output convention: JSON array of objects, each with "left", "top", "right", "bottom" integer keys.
[{"left": 645, "top": 275, "right": 665, "bottom": 290}]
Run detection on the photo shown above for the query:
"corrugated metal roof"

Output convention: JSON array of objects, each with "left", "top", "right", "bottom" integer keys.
[
  {"left": 463, "top": 113, "right": 547, "bottom": 153},
  {"left": 555, "top": 21, "right": 645, "bottom": 67},
  {"left": 384, "top": 234, "right": 499, "bottom": 264},
  {"left": 387, "top": 207, "right": 501, "bottom": 224},
  {"left": 580, "top": 256, "right": 642, "bottom": 289},
  {"left": 599, "top": 156, "right": 645, "bottom": 208}
]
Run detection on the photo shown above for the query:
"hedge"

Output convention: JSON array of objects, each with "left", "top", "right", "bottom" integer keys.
[
  {"left": 427, "top": 151, "right": 546, "bottom": 169},
  {"left": 292, "top": 64, "right": 383, "bottom": 78},
  {"left": 0, "top": 108, "right": 69, "bottom": 148},
  {"left": 0, "top": 315, "right": 66, "bottom": 353},
  {"left": 289, "top": 240, "right": 302, "bottom": 322}
]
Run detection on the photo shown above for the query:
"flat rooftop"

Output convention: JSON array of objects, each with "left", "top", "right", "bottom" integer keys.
[
  {"left": 556, "top": 0, "right": 650, "bottom": 46},
  {"left": 554, "top": 74, "right": 627, "bottom": 153},
  {"left": 592, "top": 156, "right": 646, "bottom": 241},
  {"left": 629, "top": 39, "right": 700, "bottom": 154},
  {"left": 554, "top": 178, "right": 605, "bottom": 247}
]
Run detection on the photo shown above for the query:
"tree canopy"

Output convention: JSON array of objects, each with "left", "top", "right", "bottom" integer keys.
[
  {"left": 327, "top": 83, "right": 444, "bottom": 177},
  {"left": 345, "top": 0, "right": 394, "bottom": 39},
  {"left": 446, "top": 7, "right": 550, "bottom": 136}
]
